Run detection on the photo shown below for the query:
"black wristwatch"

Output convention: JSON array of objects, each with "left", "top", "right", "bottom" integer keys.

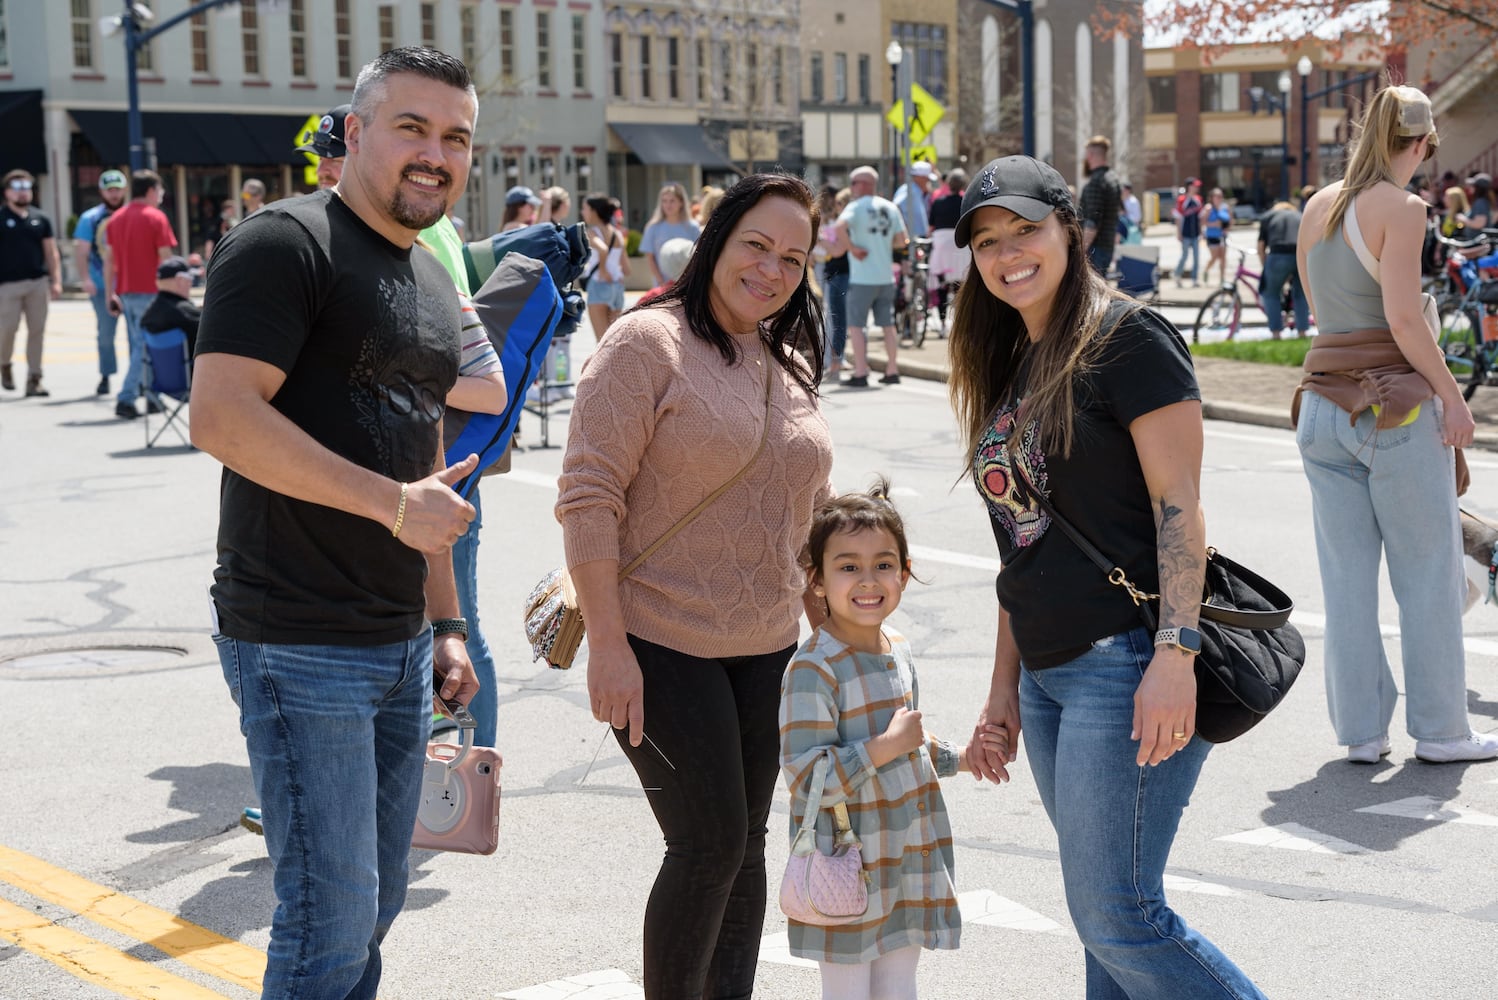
[
  {"left": 431, "top": 617, "right": 469, "bottom": 641},
  {"left": 1153, "top": 626, "right": 1202, "bottom": 656}
]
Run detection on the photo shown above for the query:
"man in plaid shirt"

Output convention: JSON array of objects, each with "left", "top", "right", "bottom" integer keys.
[{"left": 1079, "top": 135, "right": 1123, "bottom": 275}]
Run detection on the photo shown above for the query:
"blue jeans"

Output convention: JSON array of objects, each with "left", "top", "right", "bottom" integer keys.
[
  {"left": 1296, "top": 389, "right": 1470, "bottom": 744},
  {"left": 214, "top": 631, "right": 433, "bottom": 1000},
  {"left": 1260, "top": 253, "right": 1309, "bottom": 334},
  {"left": 1021, "top": 628, "right": 1266, "bottom": 1000},
  {"left": 1175, "top": 237, "right": 1200, "bottom": 281},
  {"left": 117, "top": 292, "right": 152, "bottom": 404},
  {"left": 451, "top": 486, "right": 498, "bottom": 746},
  {"left": 88, "top": 274, "right": 119, "bottom": 376},
  {"left": 823, "top": 269, "right": 849, "bottom": 368},
  {"left": 1087, "top": 242, "right": 1114, "bottom": 275}
]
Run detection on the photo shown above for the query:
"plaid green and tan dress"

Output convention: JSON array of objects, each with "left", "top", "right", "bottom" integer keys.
[{"left": 778, "top": 626, "right": 962, "bottom": 963}]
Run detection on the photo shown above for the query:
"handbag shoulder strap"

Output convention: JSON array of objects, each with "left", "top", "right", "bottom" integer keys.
[
  {"left": 618, "top": 345, "right": 773, "bottom": 580},
  {"left": 791, "top": 756, "right": 859, "bottom": 854}
]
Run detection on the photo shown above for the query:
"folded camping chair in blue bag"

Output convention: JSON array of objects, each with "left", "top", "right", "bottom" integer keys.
[
  {"left": 142, "top": 327, "right": 192, "bottom": 448},
  {"left": 443, "top": 252, "right": 566, "bottom": 498}
]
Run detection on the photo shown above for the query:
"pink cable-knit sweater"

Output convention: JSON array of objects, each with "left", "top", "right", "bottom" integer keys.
[{"left": 556, "top": 303, "right": 835, "bottom": 659}]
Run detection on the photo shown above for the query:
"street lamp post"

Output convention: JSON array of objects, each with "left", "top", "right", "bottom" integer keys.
[
  {"left": 978, "top": 0, "right": 1035, "bottom": 157},
  {"left": 104, "top": 1, "right": 242, "bottom": 172},
  {"left": 886, "top": 41, "right": 903, "bottom": 199},
  {"left": 1296, "top": 58, "right": 1383, "bottom": 189},
  {"left": 1277, "top": 70, "right": 1291, "bottom": 201}
]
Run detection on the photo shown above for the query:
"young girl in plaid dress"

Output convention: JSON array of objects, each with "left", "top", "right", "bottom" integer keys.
[{"left": 779, "top": 481, "right": 1008, "bottom": 999}]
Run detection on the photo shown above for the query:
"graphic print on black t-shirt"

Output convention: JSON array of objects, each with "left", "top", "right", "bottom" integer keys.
[
  {"left": 351, "top": 273, "right": 449, "bottom": 476},
  {"left": 973, "top": 402, "right": 1050, "bottom": 549}
]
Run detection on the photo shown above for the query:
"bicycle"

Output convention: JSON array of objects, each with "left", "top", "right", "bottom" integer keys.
[
  {"left": 1191, "top": 243, "right": 1304, "bottom": 343},
  {"left": 893, "top": 238, "right": 932, "bottom": 348},
  {"left": 1435, "top": 239, "right": 1498, "bottom": 400}
]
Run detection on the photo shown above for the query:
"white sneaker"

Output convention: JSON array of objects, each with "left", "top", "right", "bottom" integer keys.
[
  {"left": 1414, "top": 732, "right": 1498, "bottom": 763},
  {"left": 1347, "top": 736, "right": 1391, "bottom": 764}
]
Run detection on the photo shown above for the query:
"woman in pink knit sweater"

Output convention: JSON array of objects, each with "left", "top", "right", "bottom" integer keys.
[{"left": 557, "top": 173, "right": 835, "bottom": 999}]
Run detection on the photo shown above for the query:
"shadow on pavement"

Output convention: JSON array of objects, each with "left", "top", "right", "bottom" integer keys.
[
  {"left": 108, "top": 445, "right": 196, "bottom": 458},
  {"left": 129, "top": 762, "right": 257, "bottom": 845}
]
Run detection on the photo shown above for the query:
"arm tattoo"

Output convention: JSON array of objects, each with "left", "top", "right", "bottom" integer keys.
[{"left": 1155, "top": 496, "right": 1204, "bottom": 629}]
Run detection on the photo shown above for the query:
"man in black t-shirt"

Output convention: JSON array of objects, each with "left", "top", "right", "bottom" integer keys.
[
  {"left": 140, "top": 256, "right": 201, "bottom": 354},
  {"left": 191, "top": 47, "right": 480, "bottom": 999},
  {"left": 1078, "top": 135, "right": 1123, "bottom": 274},
  {"left": 0, "top": 169, "right": 62, "bottom": 396},
  {"left": 1257, "top": 201, "right": 1309, "bottom": 337}
]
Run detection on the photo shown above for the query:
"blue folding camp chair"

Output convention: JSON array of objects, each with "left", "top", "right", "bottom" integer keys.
[
  {"left": 141, "top": 327, "right": 192, "bottom": 448},
  {"left": 1115, "top": 244, "right": 1161, "bottom": 303}
]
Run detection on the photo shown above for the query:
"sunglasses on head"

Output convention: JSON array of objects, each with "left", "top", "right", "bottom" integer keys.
[{"left": 8, "top": 180, "right": 33, "bottom": 191}]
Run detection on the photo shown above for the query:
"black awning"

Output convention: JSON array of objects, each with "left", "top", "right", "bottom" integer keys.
[
  {"left": 70, "top": 109, "right": 311, "bottom": 167},
  {"left": 0, "top": 90, "right": 46, "bottom": 174},
  {"left": 610, "top": 123, "right": 737, "bottom": 170}
]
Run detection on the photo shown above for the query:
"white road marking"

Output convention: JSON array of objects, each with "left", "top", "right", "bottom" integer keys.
[
  {"left": 505, "top": 468, "right": 560, "bottom": 491},
  {"left": 500, "top": 968, "right": 643, "bottom": 999},
  {"left": 756, "top": 931, "right": 818, "bottom": 969},
  {"left": 1217, "top": 823, "right": 1369, "bottom": 855},
  {"left": 1356, "top": 796, "right": 1498, "bottom": 828},
  {"left": 1163, "top": 873, "right": 1238, "bottom": 897},
  {"left": 908, "top": 544, "right": 1002, "bottom": 574},
  {"left": 957, "top": 889, "right": 1063, "bottom": 932},
  {"left": 1203, "top": 427, "right": 1296, "bottom": 448}
]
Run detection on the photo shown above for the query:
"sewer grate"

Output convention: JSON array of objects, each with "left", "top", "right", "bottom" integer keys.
[{"left": 0, "top": 645, "right": 189, "bottom": 679}]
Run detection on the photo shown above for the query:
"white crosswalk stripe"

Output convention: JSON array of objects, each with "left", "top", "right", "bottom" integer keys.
[
  {"left": 499, "top": 968, "right": 643, "bottom": 999},
  {"left": 1218, "top": 822, "right": 1370, "bottom": 855},
  {"left": 1356, "top": 796, "right": 1498, "bottom": 827},
  {"left": 957, "top": 889, "right": 1064, "bottom": 932},
  {"left": 1163, "top": 873, "right": 1239, "bottom": 897}
]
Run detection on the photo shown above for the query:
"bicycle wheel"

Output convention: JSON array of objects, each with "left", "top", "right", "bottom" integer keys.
[
  {"left": 1439, "top": 305, "right": 1480, "bottom": 392},
  {"left": 910, "top": 268, "right": 930, "bottom": 348},
  {"left": 1192, "top": 288, "right": 1242, "bottom": 343}
]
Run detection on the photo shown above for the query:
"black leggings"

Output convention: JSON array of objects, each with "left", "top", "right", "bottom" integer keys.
[{"left": 618, "top": 634, "right": 795, "bottom": 1000}]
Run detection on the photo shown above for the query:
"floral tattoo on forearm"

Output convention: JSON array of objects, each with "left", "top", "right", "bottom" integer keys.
[{"left": 1155, "top": 496, "right": 1204, "bottom": 629}]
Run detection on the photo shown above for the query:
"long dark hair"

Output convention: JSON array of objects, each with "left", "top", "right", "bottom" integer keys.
[
  {"left": 947, "top": 198, "right": 1132, "bottom": 465},
  {"left": 640, "top": 173, "right": 825, "bottom": 394}
]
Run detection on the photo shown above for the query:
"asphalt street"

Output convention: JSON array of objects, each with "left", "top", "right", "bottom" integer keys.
[{"left": 3, "top": 301, "right": 1498, "bottom": 998}]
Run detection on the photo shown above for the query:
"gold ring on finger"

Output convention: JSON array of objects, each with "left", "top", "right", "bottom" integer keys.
[{"left": 1172, "top": 731, "right": 1188, "bottom": 740}]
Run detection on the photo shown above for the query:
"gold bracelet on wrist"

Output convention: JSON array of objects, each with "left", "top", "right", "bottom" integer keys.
[{"left": 391, "top": 482, "right": 408, "bottom": 538}]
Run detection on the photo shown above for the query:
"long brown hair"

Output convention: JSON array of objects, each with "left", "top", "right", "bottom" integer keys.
[
  {"left": 638, "top": 173, "right": 825, "bottom": 394},
  {"left": 947, "top": 198, "right": 1133, "bottom": 466}
]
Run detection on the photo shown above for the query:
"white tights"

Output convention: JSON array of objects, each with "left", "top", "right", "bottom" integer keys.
[{"left": 818, "top": 945, "right": 921, "bottom": 1000}]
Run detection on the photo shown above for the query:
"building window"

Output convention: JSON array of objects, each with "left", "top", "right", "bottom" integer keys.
[
  {"left": 1201, "top": 71, "right": 1241, "bottom": 112},
  {"left": 571, "top": 13, "right": 588, "bottom": 91},
  {"left": 639, "top": 36, "right": 651, "bottom": 100},
  {"left": 891, "top": 22, "right": 948, "bottom": 101},
  {"left": 421, "top": 3, "right": 437, "bottom": 48},
  {"left": 500, "top": 9, "right": 516, "bottom": 85},
  {"left": 136, "top": 37, "right": 156, "bottom": 74},
  {"left": 289, "top": 0, "right": 308, "bottom": 80},
  {"left": 575, "top": 153, "right": 592, "bottom": 186},
  {"left": 241, "top": 2, "right": 261, "bottom": 77},
  {"left": 773, "top": 46, "right": 783, "bottom": 107},
  {"left": 540, "top": 155, "right": 556, "bottom": 188},
  {"left": 0, "top": 0, "right": 9, "bottom": 71},
  {"left": 378, "top": 5, "right": 396, "bottom": 53},
  {"left": 667, "top": 36, "right": 680, "bottom": 101},
  {"left": 1147, "top": 75, "right": 1175, "bottom": 114},
  {"left": 858, "top": 53, "right": 870, "bottom": 104},
  {"left": 190, "top": 11, "right": 211, "bottom": 75},
  {"left": 334, "top": 0, "right": 352, "bottom": 80},
  {"left": 70, "top": 0, "right": 93, "bottom": 71},
  {"left": 809, "top": 52, "right": 823, "bottom": 104},
  {"left": 718, "top": 41, "right": 732, "bottom": 103},
  {"left": 460, "top": 2, "right": 479, "bottom": 72},
  {"left": 537, "top": 10, "right": 552, "bottom": 89},
  {"left": 609, "top": 31, "right": 623, "bottom": 99},
  {"left": 833, "top": 52, "right": 847, "bottom": 103},
  {"left": 696, "top": 38, "right": 708, "bottom": 103}
]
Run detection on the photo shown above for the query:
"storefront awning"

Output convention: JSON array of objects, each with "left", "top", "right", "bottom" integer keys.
[
  {"left": 609, "top": 123, "right": 737, "bottom": 170},
  {"left": 71, "top": 109, "right": 312, "bottom": 167},
  {"left": 0, "top": 90, "right": 46, "bottom": 175}
]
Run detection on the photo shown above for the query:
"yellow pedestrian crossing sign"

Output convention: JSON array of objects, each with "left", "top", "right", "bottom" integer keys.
[
  {"left": 909, "top": 145, "right": 938, "bottom": 168},
  {"left": 295, "top": 113, "right": 323, "bottom": 188},
  {"left": 885, "top": 84, "right": 945, "bottom": 145}
]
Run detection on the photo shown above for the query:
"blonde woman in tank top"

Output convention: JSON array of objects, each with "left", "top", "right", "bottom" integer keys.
[{"left": 1295, "top": 85, "right": 1496, "bottom": 765}]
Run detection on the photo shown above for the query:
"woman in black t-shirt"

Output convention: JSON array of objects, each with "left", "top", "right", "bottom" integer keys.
[{"left": 947, "top": 156, "right": 1267, "bottom": 1000}]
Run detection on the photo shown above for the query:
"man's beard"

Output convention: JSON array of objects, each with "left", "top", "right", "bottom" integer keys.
[{"left": 387, "top": 165, "right": 453, "bottom": 231}]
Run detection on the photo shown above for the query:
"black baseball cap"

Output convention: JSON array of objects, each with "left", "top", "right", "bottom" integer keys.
[
  {"left": 954, "top": 156, "right": 1074, "bottom": 249},
  {"left": 156, "top": 256, "right": 199, "bottom": 280},
  {"left": 296, "top": 104, "right": 350, "bottom": 159}
]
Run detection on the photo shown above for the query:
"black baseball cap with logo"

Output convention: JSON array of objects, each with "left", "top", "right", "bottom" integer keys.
[
  {"left": 297, "top": 104, "right": 350, "bottom": 159},
  {"left": 954, "top": 155, "right": 1074, "bottom": 249}
]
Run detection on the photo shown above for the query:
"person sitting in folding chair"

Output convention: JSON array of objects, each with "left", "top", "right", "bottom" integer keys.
[{"left": 140, "top": 255, "right": 200, "bottom": 445}]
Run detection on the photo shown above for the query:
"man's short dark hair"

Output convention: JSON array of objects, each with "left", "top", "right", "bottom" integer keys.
[
  {"left": 350, "top": 46, "right": 475, "bottom": 126},
  {"left": 131, "top": 169, "right": 162, "bottom": 199}
]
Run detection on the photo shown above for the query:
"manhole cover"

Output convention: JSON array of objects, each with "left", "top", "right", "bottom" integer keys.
[
  {"left": 0, "top": 644, "right": 195, "bottom": 679},
  {"left": 7, "top": 647, "right": 185, "bottom": 671}
]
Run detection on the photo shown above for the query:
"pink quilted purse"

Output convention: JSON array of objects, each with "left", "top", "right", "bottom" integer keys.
[{"left": 779, "top": 757, "right": 870, "bottom": 925}]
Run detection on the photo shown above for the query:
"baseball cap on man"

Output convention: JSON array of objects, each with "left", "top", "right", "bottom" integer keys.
[
  {"left": 505, "top": 185, "right": 542, "bottom": 207},
  {"left": 954, "top": 155, "right": 1074, "bottom": 249},
  {"left": 296, "top": 105, "right": 350, "bottom": 159},
  {"left": 99, "top": 170, "right": 128, "bottom": 190},
  {"left": 156, "top": 256, "right": 198, "bottom": 280},
  {"left": 910, "top": 161, "right": 935, "bottom": 179}
]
